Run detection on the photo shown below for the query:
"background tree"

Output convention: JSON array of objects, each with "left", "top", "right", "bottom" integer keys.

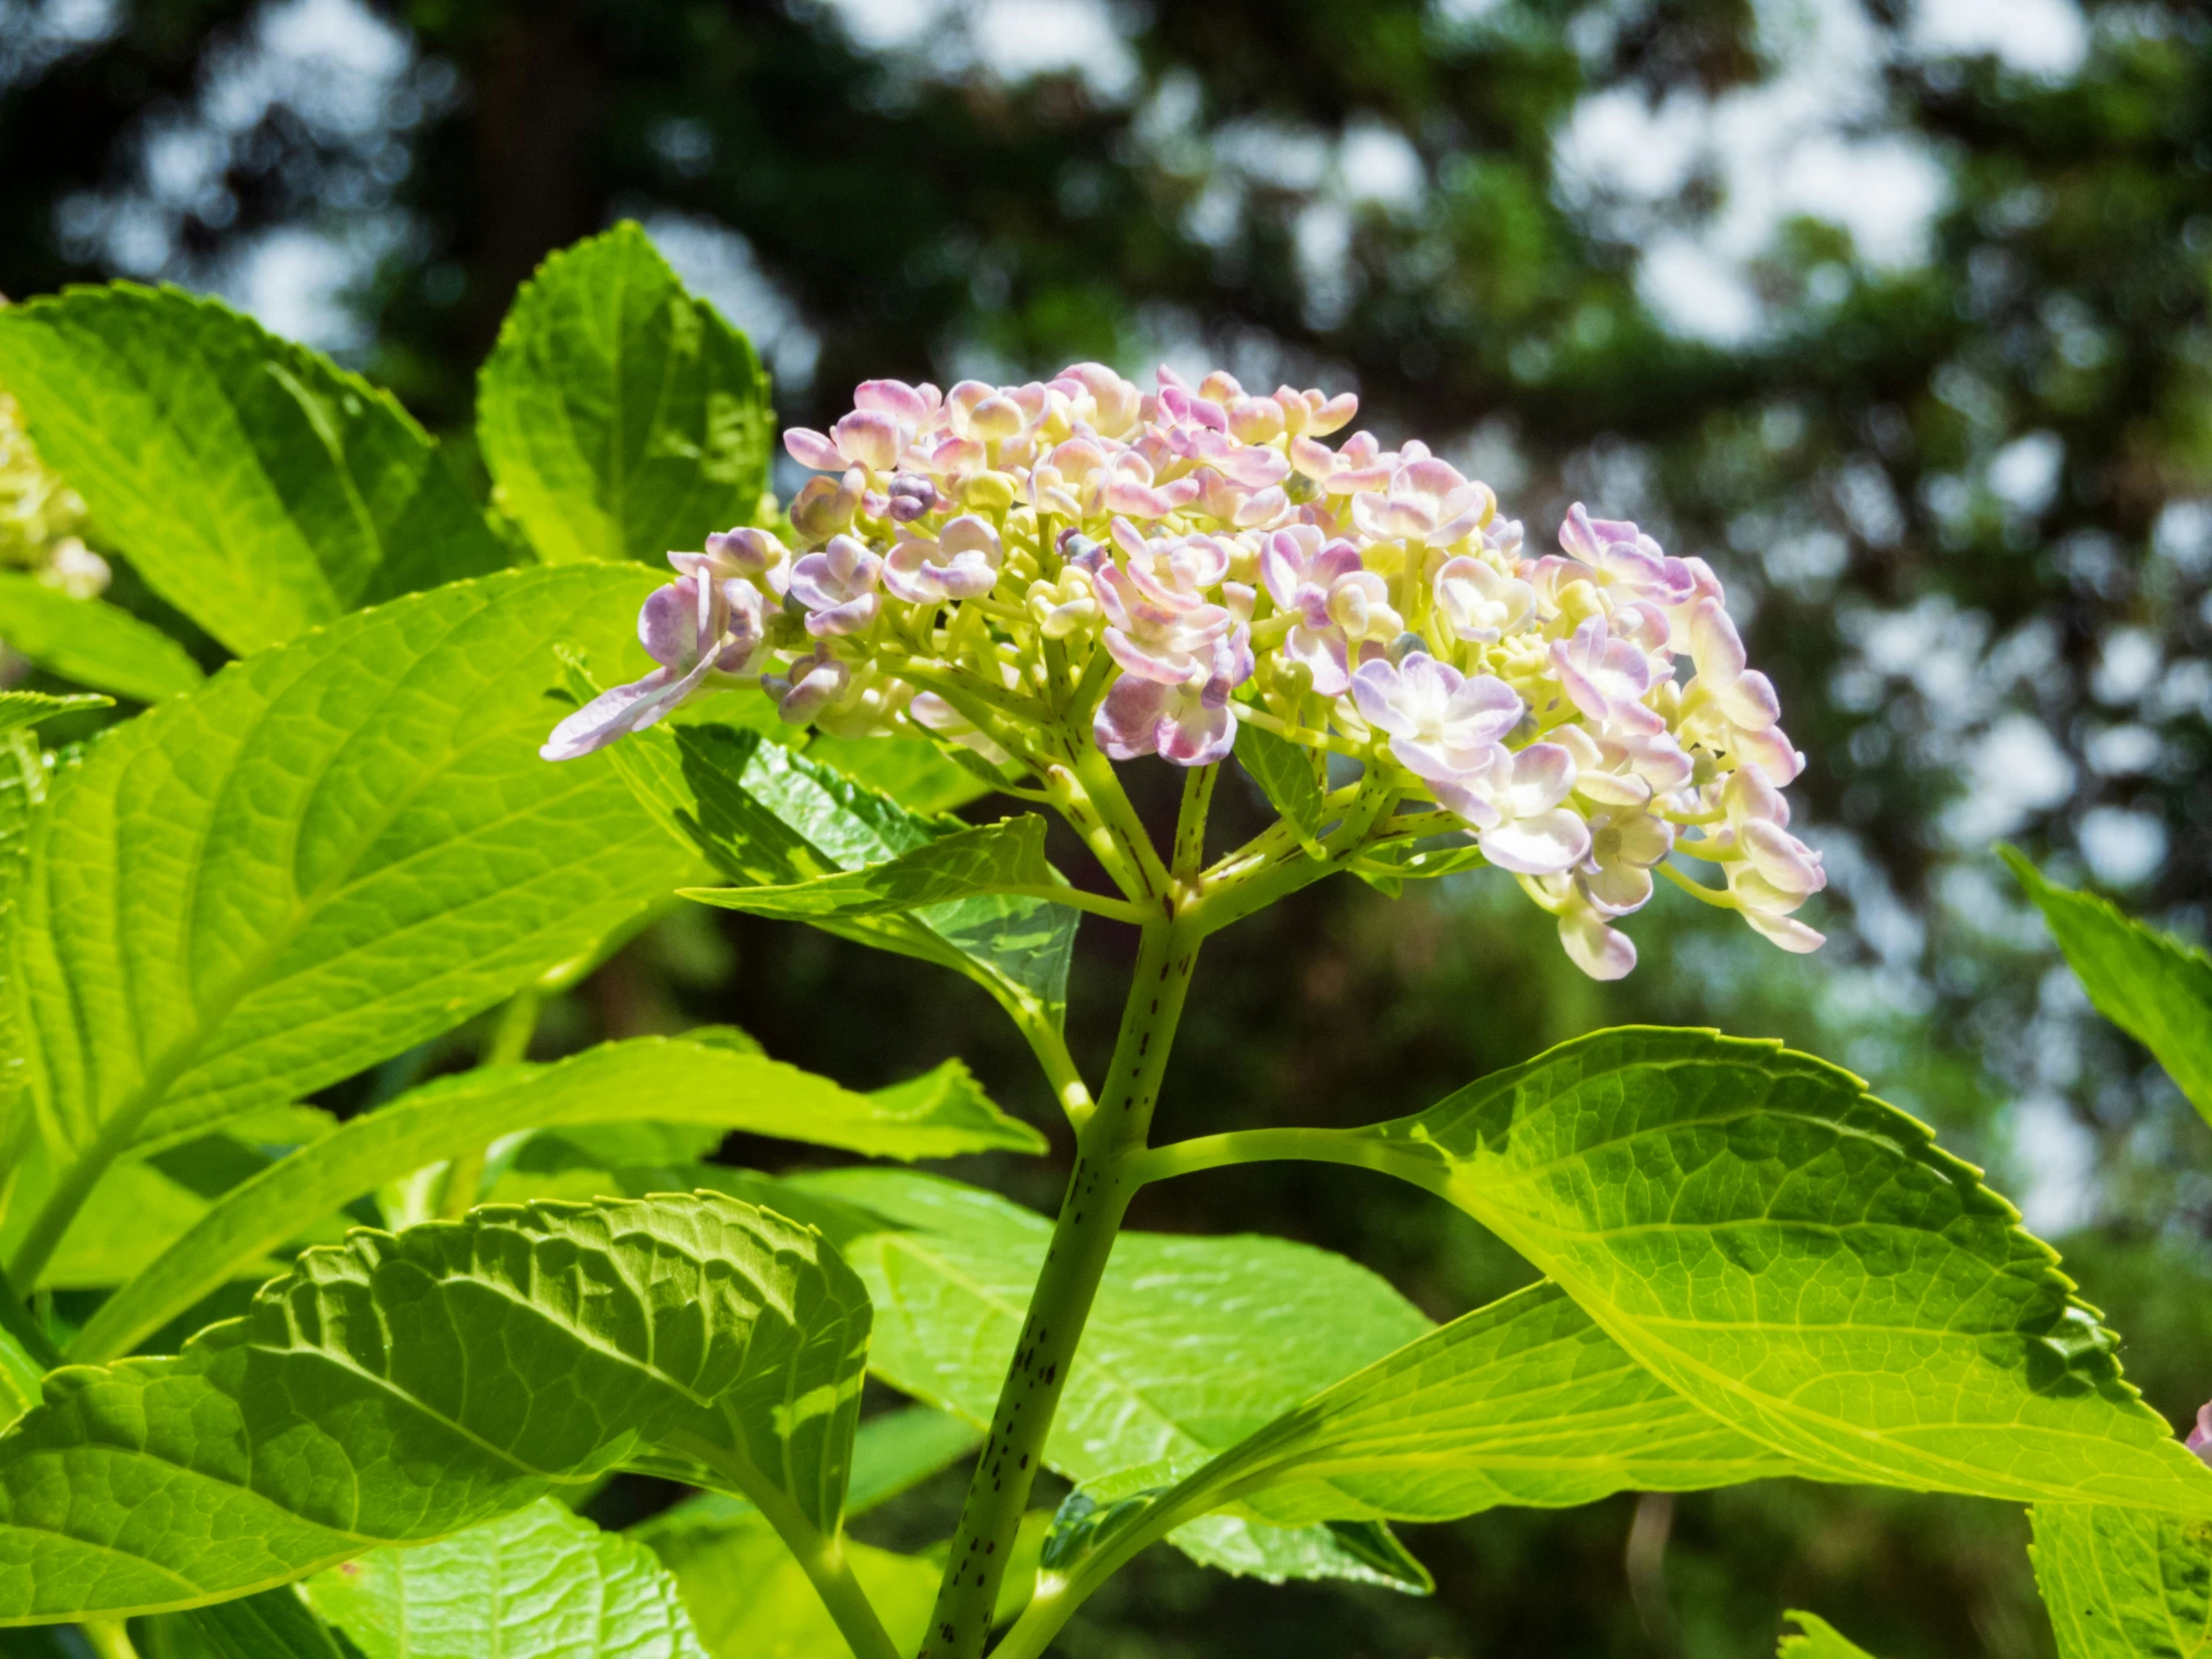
[{"left": 5, "top": 1, "right": 2212, "bottom": 1652}]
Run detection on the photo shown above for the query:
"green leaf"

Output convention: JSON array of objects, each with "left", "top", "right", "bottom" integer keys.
[
  {"left": 477, "top": 224, "right": 774, "bottom": 567},
  {"left": 603, "top": 719, "right": 1076, "bottom": 1028},
  {"left": 1032, "top": 1279, "right": 1797, "bottom": 1601},
  {"left": 0, "top": 1326, "right": 35, "bottom": 1429},
  {"left": 0, "top": 692, "right": 109, "bottom": 744},
  {"left": 803, "top": 733, "right": 995, "bottom": 815},
  {"left": 1235, "top": 722, "right": 1325, "bottom": 852},
  {"left": 0, "top": 576, "right": 204, "bottom": 704},
  {"left": 2004, "top": 846, "right": 2212, "bottom": 1127},
  {"left": 16, "top": 565, "right": 684, "bottom": 1171},
  {"left": 2032, "top": 1504, "right": 2212, "bottom": 1659},
  {"left": 305, "top": 1499, "right": 708, "bottom": 1659},
  {"left": 638, "top": 1404, "right": 983, "bottom": 1541},
  {"left": 0, "top": 284, "right": 510, "bottom": 656},
  {"left": 681, "top": 815, "right": 1058, "bottom": 919},
  {"left": 0, "top": 1193, "right": 869, "bottom": 1622},
  {"left": 73, "top": 1038, "right": 1035, "bottom": 1365},
  {"left": 166, "top": 1588, "right": 346, "bottom": 1659},
  {"left": 1339, "top": 1026, "right": 2212, "bottom": 1510},
  {"left": 644, "top": 1518, "right": 936, "bottom": 1659},
  {"left": 788, "top": 1167, "right": 1434, "bottom": 1584},
  {"left": 1778, "top": 1611, "right": 1886, "bottom": 1659}
]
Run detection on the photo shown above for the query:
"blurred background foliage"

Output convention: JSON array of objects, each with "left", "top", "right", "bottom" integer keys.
[{"left": 6, "top": 0, "right": 2212, "bottom": 1653}]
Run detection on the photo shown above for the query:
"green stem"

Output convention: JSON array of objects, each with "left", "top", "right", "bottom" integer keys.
[
  {"left": 996, "top": 884, "right": 1149, "bottom": 925},
  {"left": 1184, "top": 782, "right": 1397, "bottom": 937},
  {"left": 1125, "top": 1125, "right": 1441, "bottom": 1193},
  {"left": 662, "top": 1430, "right": 901, "bottom": 1659},
  {"left": 81, "top": 1620, "right": 141, "bottom": 1659},
  {"left": 1172, "top": 763, "right": 1218, "bottom": 879},
  {"left": 438, "top": 988, "right": 541, "bottom": 1221},
  {"left": 917, "top": 915, "right": 1203, "bottom": 1659}
]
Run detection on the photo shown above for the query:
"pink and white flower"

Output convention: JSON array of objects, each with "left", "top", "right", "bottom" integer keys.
[
  {"left": 884, "top": 513, "right": 1002, "bottom": 603},
  {"left": 789, "top": 534, "right": 883, "bottom": 637},
  {"left": 1350, "top": 652, "right": 1521, "bottom": 788}
]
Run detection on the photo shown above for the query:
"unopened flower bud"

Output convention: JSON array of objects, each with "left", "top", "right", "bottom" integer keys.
[
  {"left": 964, "top": 470, "right": 1019, "bottom": 513},
  {"left": 885, "top": 473, "right": 937, "bottom": 522}
]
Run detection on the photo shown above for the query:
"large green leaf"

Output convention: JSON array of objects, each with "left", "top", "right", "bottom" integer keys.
[
  {"left": 477, "top": 224, "right": 773, "bottom": 567},
  {"left": 789, "top": 1167, "right": 1433, "bottom": 1586},
  {"left": 0, "top": 577, "right": 202, "bottom": 705},
  {"left": 0, "top": 1193, "right": 869, "bottom": 1622},
  {"left": 0, "top": 285, "right": 509, "bottom": 656},
  {"left": 305, "top": 1499, "right": 708, "bottom": 1659},
  {"left": 73, "top": 1038, "right": 1038, "bottom": 1363},
  {"left": 1330, "top": 1026, "right": 2212, "bottom": 1510},
  {"left": 15, "top": 564, "right": 682, "bottom": 1175},
  {"left": 2033, "top": 1504, "right": 2212, "bottom": 1658},
  {"left": 1062, "top": 1280, "right": 1796, "bottom": 1537},
  {"left": 682, "top": 815, "right": 1059, "bottom": 919},
  {"left": 2004, "top": 846, "right": 2212, "bottom": 1127},
  {"left": 604, "top": 719, "right": 1075, "bottom": 1029},
  {"left": 1026, "top": 1280, "right": 1799, "bottom": 1617}
]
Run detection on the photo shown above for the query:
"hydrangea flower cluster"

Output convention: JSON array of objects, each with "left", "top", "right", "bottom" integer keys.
[
  {"left": 0, "top": 387, "right": 107, "bottom": 598},
  {"left": 544, "top": 363, "right": 1826, "bottom": 978}
]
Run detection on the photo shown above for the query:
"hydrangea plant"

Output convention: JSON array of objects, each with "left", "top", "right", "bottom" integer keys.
[{"left": 0, "top": 227, "right": 2201, "bottom": 1659}]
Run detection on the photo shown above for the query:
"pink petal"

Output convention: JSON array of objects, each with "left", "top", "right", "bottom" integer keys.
[{"left": 784, "top": 428, "right": 844, "bottom": 471}]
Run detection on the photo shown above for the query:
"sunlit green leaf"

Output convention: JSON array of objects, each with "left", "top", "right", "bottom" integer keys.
[
  {"left": 1235, "top": 723, "right": 1325, "bottom": 851},
  {"left": 803, "top": 733, "right": 995, "bottom": 815},
  {"left": 74, "top": 1038, "right": 1036, "bottom": 1364},
  {"left": 0, "top": 577, "right": 203, "bottom": 705},
  {"left": 0, "top": 1193, "right": 868, "bottom": 1622},
  {"left": 477, "top": 223, "right": 773, "bottom": 567},
  {"left": 1334, "top": 1026, "right": 2212, "bottom": 1510},
  {"left": 16, "top": 565, "right": 683, "bottom": 1174},
  {"left": 789, "top": 1166, "right": 1433, "bottom": 1585},
  {"left": 305, "top": 1499, "right": 708, "bottom": 1659},
  {"left": 2005, "top": 846, "right": 2212, "bottom": 1128},
  {"left": 0, "top": 284, "right": 508, "bottom": 655},
  {"left": 603, "top": 719, "right": 1075, "bottom": 1028},
  {"left": 682, "top": 815, "right": 1058, "bottom": 919},
  {"left": 0, "top": 694, "right": 111, "bottom": 745},
  {"left": 2033, "top": 1504, "right": 2212, "bottom": 1659},
  {"left": 159, "top": 1587, "right": 346, "bottom": 1659}
]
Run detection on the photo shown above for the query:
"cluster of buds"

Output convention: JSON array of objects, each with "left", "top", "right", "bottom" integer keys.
[
  {"left": 544, "top": 363, "right": 1825, "bottom": 978},
  {"left": 0, "top": 388, "right": 107, "bottom": 598}
]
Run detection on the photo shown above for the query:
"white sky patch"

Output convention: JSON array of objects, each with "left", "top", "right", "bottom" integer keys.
[
  {"left": 207, "top": 224, "right": 398, "bottom": 351},
  {"left": 643, "top": 211, "right": 823, "bottom": 395},
  {"left": 2079, "top": 807, "right": 2168, "bottom": 887},
  {"left": 1910, "top": 0, "right": 2088, "bottom": 80},
  {"left": 1553, "top": 0, "right": 1975, "bottom": 343},
  {"left": 1945, "top": 713, "right": 2077, "bottom": 844},
  {"left": 817, "top": 0, "right": 1139, "bottom": 101},
  {"left": 2010, "top": 1094, "right": 2098, "bottom": 1236},
  {"left": 1987, "top": 430, "right": 2064, "bottom": 515},
  {"left": 1340, "top": 121, "right": 1423, "bottom": 211}
]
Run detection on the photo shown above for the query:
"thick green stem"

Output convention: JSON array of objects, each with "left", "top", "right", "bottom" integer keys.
[
  {"left": 917, "top": 916, "right": 1202, "bottom": 1659},
  {"left": 80, "top": 1620, "right": 140, "bottom": 1659}
]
